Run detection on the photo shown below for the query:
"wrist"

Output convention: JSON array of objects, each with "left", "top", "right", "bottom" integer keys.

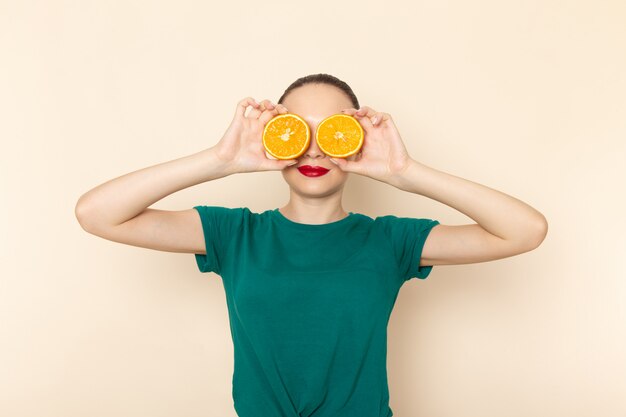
[
  {"left": 388, "top": 158, "right": 425, "bottom": 192},
  {"left": 200, "top": 146, "right": 237, "bottom": 179}
]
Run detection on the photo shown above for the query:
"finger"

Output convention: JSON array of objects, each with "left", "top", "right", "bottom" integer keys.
[
  {"left": 259, "top": 105, "right": 280, "bottom": 125},
  {"left": 258, "top": 100, "right": 279, "bottom": 125},
  {"left": 353, "top": 106, "right": 379, "bottom": 128},
  {"left": 247, "top": 98, "right": 272, "bottom": 119},
  {"left": 247, "top": 106, "right": 262, "bottom": 119},
  {"left": 280, "top": 159, "right": 299, "bottom": 169},
  {"left": 262, "top": 158, "right": 299, "bottom": 171},
  {"left": 259, "top": 99, "right": 275, "bottom": 111},
  {"left": 356, "top": 112, "right": 373, "bottom": 130},
  {"left": 355, "top": 106, "right": 377, "bottom": 118},
  {"left": 236, "top": 97, "right": 260, "bottom": 118},
  {"left": 328, "top": 157, "right": 361, "bottom": 175},
  {"left": 341, "top": 108, "right": 372, "bottom": 130},
  {"left": 275, "top": 103, "right": 290, "bottom": 115},
  {"left": 371, "top": 112, "right": 385, "bottom": 126},
  {"left": 341, "top": 108, "right": 372, "bottom": 131}
]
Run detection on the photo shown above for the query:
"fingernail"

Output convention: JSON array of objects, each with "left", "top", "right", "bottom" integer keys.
[
  {"left": 329, "top": 158, "right": 337, "bottom": 164},
  {"left": 371, "top": 117, "right": 377, "bottom": 124}
]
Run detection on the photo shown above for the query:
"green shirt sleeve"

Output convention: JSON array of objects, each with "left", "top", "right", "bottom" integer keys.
[
  {"left": 377, "top": 215, "right": 440, "bottom": 281},
  {"left": 192, "top": 205, "right": 244, "bottom": 275}
]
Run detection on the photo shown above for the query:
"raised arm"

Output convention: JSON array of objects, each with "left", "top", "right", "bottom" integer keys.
[
  {"left": 74, "top": 97, "right": 297, "bottom": 253},
  {"left": 74, "top": 146, "right": 234, "bottom": 253},
  {"left": 328, "top": 105, "right": 548, "bottom": 267}
]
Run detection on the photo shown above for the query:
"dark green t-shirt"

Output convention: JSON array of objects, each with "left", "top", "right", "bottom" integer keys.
[{"left": 193, "top": 206, "right": 440, "bottom": 417}]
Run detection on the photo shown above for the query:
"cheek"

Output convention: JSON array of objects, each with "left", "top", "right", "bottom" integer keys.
[
  {"left": 283, "top": 167, "right": 307, "bottom": 181},
  {"left": 281, "top": 168, "right": 296, "bottom": 179}
]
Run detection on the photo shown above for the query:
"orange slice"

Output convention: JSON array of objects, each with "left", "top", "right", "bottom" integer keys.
[
  {"left": 316, "top": 114, "right": 363, "bottom": 158},
  {"left": 262, "top": 113, "right": 311, "bottom": 160}
]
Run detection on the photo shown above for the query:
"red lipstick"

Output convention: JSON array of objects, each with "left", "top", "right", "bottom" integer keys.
[{"left": 297, "top": 165, "right": 330, "bottom": 177}]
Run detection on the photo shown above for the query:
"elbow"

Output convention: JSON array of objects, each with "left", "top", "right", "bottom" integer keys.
[
  {"left": 75, "top": 196, "right": 96, "bottom": 233},
  {"left": 502, "top": 216, "right": 548, "bottom": 256},
  {"left": 527, "top": 215, "right": 549, "bottom": 250}
]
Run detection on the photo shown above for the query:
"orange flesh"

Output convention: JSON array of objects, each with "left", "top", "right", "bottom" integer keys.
[
  {"left": 262, "top": 114, "right": 310, "bottom": 159},
  {"left": 316, "top": 114, "right": 363, "bottom": 158}
]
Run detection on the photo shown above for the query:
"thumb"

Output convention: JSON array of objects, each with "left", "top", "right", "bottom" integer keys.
[
  {"left": 278, "top": 159, "right": 299, "bottom": 170},
  {"left": 329, "top": 157, "right": 356, "bottom": 173}
]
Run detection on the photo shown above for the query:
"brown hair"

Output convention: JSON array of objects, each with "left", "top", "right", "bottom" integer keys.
[{"left": 276, "top": 73, "right": 360, "bottom": 110}]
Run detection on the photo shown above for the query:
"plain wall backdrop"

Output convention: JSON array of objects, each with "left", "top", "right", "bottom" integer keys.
[{"left": 1, "top": 1, "right": 625, "bottom": 416}]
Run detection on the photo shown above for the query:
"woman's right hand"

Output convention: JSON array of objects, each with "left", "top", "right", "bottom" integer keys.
[{"left": 213, "top": 97, "right": 299, "bottom": 174}]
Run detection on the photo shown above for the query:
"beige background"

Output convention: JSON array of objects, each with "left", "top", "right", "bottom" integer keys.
[{"left": 1, "top": 1, "right": 625, "bottom": 416}]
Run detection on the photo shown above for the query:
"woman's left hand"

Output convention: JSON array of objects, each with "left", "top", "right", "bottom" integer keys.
[{"left": 329, "top": 106, "right": 413, "bottom": 184}]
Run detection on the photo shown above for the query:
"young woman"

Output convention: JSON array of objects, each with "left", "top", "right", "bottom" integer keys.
[{"left": 75, "top": 73, "right": 548, "bottom": 417}]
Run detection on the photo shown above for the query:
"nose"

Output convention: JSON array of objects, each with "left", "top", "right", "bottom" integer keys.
[
  {"left": 304, "top": 139, "right": 326, "bottom": 159},
  {"left": 303, "top": 137, "right": 325, "bottom": 159}
]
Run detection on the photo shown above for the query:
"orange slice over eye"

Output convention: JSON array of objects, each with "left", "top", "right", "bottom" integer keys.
[
  {"left": 262, "top": 113, "right": 311, "bottom": 160},
  {"left": 316, "top": 114, "right": 363, "bottom": 158}
]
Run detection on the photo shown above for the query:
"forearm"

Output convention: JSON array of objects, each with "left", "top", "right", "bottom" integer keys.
[
  {"left": 75, "top": 146, "right": 233, "bottom": 228},
  {"left": 390, "top": 159, "right": 548, "bottom": 243}
]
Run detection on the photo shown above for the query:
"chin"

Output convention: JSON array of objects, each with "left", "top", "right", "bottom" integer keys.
[{"left": 294, "top": 186, "right": 345, "bottom": 199}]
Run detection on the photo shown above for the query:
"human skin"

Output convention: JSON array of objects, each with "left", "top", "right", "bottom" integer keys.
[
  {"left": 267, "top": 83, "right": 362, "bottom": 225},
  {"left": 75, "top": 85, "right": 547, "bottom": 265},
  {"left": 270, "top": 82, "right": 548, "bottom": 263},
  {"left": 326, "top": 104, "right": 549, "bottom": 265}
]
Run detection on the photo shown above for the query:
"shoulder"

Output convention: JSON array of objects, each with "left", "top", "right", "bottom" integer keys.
[
  {"left": 193, "top": 205, "right": 254, "bottom": 217},
  {"left": 370, "top": 212, "right": 440, "bottom": 233},
  {"left": 348, "top": 212, "right": 440, "bottom": 243},
  {"left": 192, "top": 205, "right": 280, "bottom": 227},
  {"left": 192, "top": 205, "right": 254, "bottom": 230}
]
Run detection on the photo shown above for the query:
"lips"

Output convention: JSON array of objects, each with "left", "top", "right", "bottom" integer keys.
[{"left": 297, "top": 165, "right": 330, "bottom": 177}]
